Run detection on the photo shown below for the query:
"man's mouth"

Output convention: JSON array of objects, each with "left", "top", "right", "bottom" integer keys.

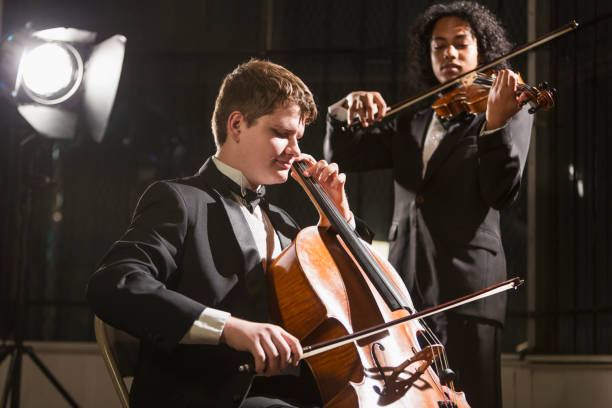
[{"left": 275, "top": 159, "right": 293, "bottom": 170}]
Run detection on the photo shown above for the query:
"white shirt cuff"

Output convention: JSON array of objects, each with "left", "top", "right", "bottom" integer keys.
[
  {"left": 480, "top": 121, "right": 508, "bottom": 136},
  {"left": 328, "top": 98, "right": 349, "bottom": 123},
  {"left": 180, "top": 308, "right": 231, "bottom": 345}
]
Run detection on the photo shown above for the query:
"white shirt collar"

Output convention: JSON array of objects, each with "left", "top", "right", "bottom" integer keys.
[{"left": 211, "top": 156, "right": 262, "bottom": 196}]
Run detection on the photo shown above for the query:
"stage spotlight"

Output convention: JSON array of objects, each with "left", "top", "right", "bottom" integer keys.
[
  {"left": 0, "top": 27, "right": 126, "bottom": 141},
  {"left": 19, "top": 42, "right": 83, "bottom": 104}
]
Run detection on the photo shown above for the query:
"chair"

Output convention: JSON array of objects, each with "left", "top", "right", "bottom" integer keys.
[{"left": 94, "top": 315, "right": 140, "bottom": 408}]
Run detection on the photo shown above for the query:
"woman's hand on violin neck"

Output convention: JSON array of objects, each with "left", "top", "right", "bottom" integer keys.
[
  {"left": 220, "top": 317, "right": 303, "bottom": 376},
  {"left": 346, "top": 91, "right": 388, "bottom": 127},
  {"left": 485, "top": 69, "right": 524, "bottom": 130},
  {"left": 296, "top": 155, "right": 352, "bottom": 222}
]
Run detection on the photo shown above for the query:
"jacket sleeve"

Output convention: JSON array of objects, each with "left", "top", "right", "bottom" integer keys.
[
  {"left": 87, "top": 181, "right": 205, "bottom": 352},
  {"left": 323, "top": 112, "right": 396, "bottom": 171},
  {"left": 477, "top": 107, "right": 534, "bottom": 209}
]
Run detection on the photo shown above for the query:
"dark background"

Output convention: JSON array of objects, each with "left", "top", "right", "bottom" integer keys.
[{"left": 0, "top": 0, "right": 610, "bottom": 354}]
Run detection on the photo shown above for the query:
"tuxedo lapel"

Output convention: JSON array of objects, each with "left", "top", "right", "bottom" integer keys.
[
  {"left": 197, "top": 159, "right": 269, "bottom": 320},
  {"left": 421, "top": 114, "right": 482, "bottom": 185},
  {"left": 412, "top": 108, "right": 433, "bottom": 151}
]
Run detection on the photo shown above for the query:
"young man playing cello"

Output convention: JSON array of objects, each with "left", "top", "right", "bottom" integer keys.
[
  {"left": 88, "top": 59, "right": 368, "bottom": 407},
  {"left": 324, "top": 2, "right": 534, "bottom": 407}
]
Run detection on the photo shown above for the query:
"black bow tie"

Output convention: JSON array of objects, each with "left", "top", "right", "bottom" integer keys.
[{"left": 223, "top": 178, "right": 267, "bottom": 213}]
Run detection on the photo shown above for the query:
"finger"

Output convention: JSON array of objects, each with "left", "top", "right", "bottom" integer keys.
[
  {"left": 357, "top": 95, "right": 367, "bottom": 127},
  {"left": 334, "top": 172, "right": 347, "bottom": 189},
  {"left": 282, "top": 332, "right": 303, "bottom": 366},
  {"left": 373, "top": 92, "right": 388, "bottom": 121},
  {"left": 320, "top": 162, "right": 339, "bottom": 184},
  {"left": 260, "top": 334, "right": 280, "bottom": 375},
  {"left": 295, "top": 154, "right": 316, "bottom": 176},
  {"left": 295, "top": 153, "right": 315, "bottom": 163},
  {"left": 365, "top": 93, "right": 376, "bottom": 124},
  {"left": 495, "top": 70, "right": 506, "bottom": 90},
  {"left": 517, "top": 91, "right": 530, "bottom": 104},
  {"left": 270, "top": 332, "right": 292, "bottom": 370},
  {"left": 251, "top": 343, "right": 267, "bottom": 374},
  {"left": 308, "top": 159, "right": 328, "bottom": 180},
  {"left": 347, "top": 94, "right": 359, "bottom": 125},
  {"left": 507, "top": 70, "right": 518, "bottom": 90}
]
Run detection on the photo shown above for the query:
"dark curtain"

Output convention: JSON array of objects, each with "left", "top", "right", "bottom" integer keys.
[
  {"left": 535, "top": 0, "right": 612, "bottom": 354},
  {"left": 2, "top": 0, "right": 609, "bottom": 355}
]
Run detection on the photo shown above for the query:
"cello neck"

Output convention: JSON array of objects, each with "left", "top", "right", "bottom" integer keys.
[{"left": 292, "top": 161, "right": 410, "bottom": 311}]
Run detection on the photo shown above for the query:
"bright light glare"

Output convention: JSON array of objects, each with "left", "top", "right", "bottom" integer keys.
[{"left": 21, "top": 43, "right": 74, "bottom": 97}]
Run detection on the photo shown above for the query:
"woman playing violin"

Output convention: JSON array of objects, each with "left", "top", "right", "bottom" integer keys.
[{"left": 324, "top": 2, "right": 534, "bottom": 407}]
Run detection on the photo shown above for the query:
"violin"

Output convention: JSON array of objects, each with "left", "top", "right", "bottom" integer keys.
[
  {"left": 343, "top": 21, "right": 577, "bottom": 129},
  {"left": 430, "top": 70, "right": 557, "bottom": 120}
]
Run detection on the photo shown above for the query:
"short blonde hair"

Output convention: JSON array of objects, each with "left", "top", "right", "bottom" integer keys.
[{"left": 212, "top": 59, "right": 317, "bottom": 148}]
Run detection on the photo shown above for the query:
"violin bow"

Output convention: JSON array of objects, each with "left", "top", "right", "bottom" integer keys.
[
  {"left": 238, "top": 277, "right": 523, "bottom": 373},
  {"left": 371, "top": 20, "right": 578, "bottom": 121},
  {"left": 300, "top": 277, "right": 523, "bottom": 359}
]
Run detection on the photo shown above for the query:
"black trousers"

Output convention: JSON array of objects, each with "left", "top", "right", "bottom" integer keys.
[{"left": 444, "top": 313, "right": 503, "bottom": 408}]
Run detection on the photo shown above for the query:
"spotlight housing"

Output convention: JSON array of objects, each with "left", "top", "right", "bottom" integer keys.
[{"left": 0, "top": 27, "right": 126, "bottom": 142}]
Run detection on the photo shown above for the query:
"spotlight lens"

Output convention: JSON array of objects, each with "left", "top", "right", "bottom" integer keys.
[{"left": 21, "top": 43, "right": 75, "bottom": 98}]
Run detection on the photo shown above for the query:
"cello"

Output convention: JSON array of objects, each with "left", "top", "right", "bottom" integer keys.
[{"left": 265, "top": 160, "right": 471, "bottom": 407}]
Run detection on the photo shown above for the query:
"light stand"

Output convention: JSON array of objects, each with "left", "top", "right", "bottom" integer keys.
[{"left": 0, "top": 135, "right": 78, "bottom": 408}]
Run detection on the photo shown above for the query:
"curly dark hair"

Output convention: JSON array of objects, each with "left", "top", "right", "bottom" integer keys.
[{"left": 406, "top": 1, "right": 514, "bottom": 89}]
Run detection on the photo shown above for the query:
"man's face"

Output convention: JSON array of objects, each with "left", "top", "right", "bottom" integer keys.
[
  {"left": 430, "top": 16, "right": 479, "bottom": 84},
  {"left": 236, "top": 103, "right": 304, "bottom": 188}
]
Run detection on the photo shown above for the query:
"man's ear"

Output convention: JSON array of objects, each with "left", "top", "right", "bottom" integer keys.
[{"left": 227, "top": 111, "right": 244, "bottom": 142}]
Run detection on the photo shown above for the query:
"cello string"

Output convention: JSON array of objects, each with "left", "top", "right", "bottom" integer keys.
[
  {"left": 295, "top": 162, "right": 410, "bottom": 310},
  {"left": 296, "top": 161, "right": 453, "bottom": 404}
]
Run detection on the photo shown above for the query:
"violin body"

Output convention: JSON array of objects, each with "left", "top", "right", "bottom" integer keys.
[
  {"left": 431, "top": 70, "right": 556, "bottom": 120},
  {"left": 268, "top": 225, "right": 469, "bottom": 407},
  {"left": 431, "top": 85, "right": 489, "bottom": 119}
]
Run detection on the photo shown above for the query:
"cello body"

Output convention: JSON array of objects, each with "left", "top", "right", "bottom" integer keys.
[{"left": 268, "top": 224, "right": 470, "bottom": 408}]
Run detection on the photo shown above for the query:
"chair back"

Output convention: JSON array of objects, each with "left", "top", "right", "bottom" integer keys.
[{"left": 94, "top": 315, "right": 140, "bottom": 408}]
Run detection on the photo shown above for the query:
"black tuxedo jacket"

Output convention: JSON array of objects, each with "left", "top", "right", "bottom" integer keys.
[
  {"left": 324, "top": 108, "right": 533, "bottom": 328},
  {"left": 88, "top": 159, "right": 304, "bottom": 407}
]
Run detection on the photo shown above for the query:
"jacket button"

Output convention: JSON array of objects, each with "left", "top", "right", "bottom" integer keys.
[{"left": 415, "top": 195, "right": 424, "bottom": 205}]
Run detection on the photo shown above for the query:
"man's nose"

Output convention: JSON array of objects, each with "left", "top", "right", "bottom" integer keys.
[{"left": 286, "top": 135, "right": 300, "bottom": 156}]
